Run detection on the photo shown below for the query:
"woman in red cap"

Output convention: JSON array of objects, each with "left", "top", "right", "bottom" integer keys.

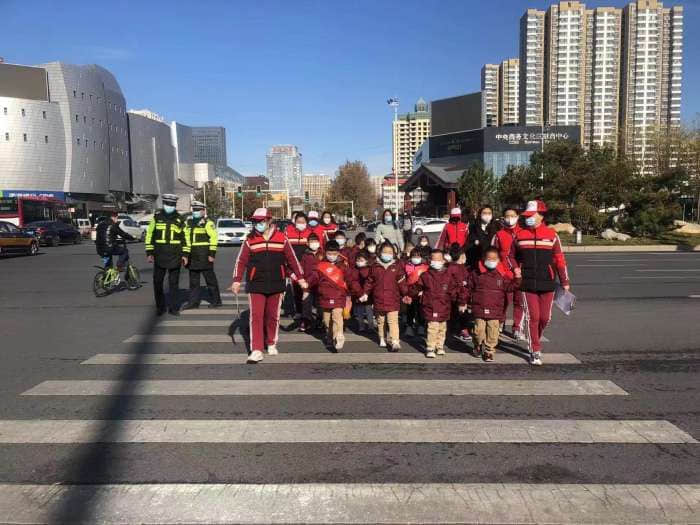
[
  {"left": 512, "top": 200, "right": 571, "bottom": 366},
  {"left": 231, "top": 208, "right": 306, "bottom": 363},
  {"left": 436, "top": 207, "right": 469, "bottom": 250}
]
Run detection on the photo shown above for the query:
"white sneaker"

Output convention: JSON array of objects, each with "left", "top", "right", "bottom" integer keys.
[
  {"left": 436, "top": 348, "right": 446, "bottom": 356},
  {"left": 405, "top": 326, "right": 415, "bottom": 337},
  {"left": 390, "top": 342, "right": 401, "bottom": 352},
  {"left": 379, "top": 338, "right": 386, "bottom": 348},
  {"left": 515, "top": 331, "right": 528, "bottom": 342},
  {"left": 530, "top": 351, "right": 543, "bottom": 366},
  {"left": 247, "top": 350, "right": 264, "bottom": 363},
  {"left": 266, "top": 345, "right": 279, "bottom": 355},
  {"left": 425, "top": 349, "right": 437, "bottom": 358},
  {"left": 335, "top": 335, "right": 345, "bottom": 351}
]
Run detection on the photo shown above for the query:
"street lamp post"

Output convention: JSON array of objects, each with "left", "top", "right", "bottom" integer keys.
[{"left": 387, "top": 97, "right": 400, "bottom": 215}]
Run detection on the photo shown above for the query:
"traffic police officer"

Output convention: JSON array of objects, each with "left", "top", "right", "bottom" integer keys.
[
  {"left": 181, "top": 200, "right": 222, "bottom": 309},
  {"left": 145, "top": 194, "right": 190, "bottom": 316}
]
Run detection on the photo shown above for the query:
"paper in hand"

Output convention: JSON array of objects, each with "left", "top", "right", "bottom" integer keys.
[{"left": 554, "top": 285, "right": 576, "bottom": 316}]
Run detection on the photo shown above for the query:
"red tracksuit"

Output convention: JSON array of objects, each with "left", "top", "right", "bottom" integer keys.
[
  {"left": 233, "top": 227, "right": 304, "bottom": 352},
  {"left": 409, "top": 267, "right": 466, "bottom": 322},
  {"left": 467, "top": 261, "right": 520, "bottom": 322},
  {"left": 492, "top": 225, "right": 523, "bottom": 331},
  {"left": 512, "top": 223, "right": 569, "bottom": 352},
  {"left": 363, "top": 261, "right": 408, "bottom": 313},
  {"left": 321, "top": 222, "right": 338, "bottom": 243},
  {"left": 436, "top": 220, "right": 469, "bottom": 250},
  {"left": 285, "top": 224, "right": 312, "bottom": 316}
]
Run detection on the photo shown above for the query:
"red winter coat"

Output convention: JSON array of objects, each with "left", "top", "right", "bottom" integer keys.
[
  {"left": 436, "top": 220, "right": 469, "bottom": 250},
  {"left": 410, "top": 267, "right": 466, "bottom": 322},
  {"left": 308, "top": 224, "right": 327, "bottom": 248},
  {"left": 364, "top": 261, "right": 408, "bottom": 313},
  {"left": 447, "top": 262, "right": 471, "bottom": 288},
  {"left": 348, "top": 266, "right": 370, "bottom": 301},
  {"left": 467, "top": 261, "right": 520, "bottom": 321},
  {"left": 512, "top": 223, "right": 569, "bottom": 292},
  {"left": 492, "top": 225, "right": 520, "bottom": 271},
  {"left": 284, "top": 224, "right": 312, "bottom": 260},
  {"left": 300, "top": 249, "right": 323, "bottom": 281},
  {"left": 307, "top": 260, "right": 356, "bottom": 309}
]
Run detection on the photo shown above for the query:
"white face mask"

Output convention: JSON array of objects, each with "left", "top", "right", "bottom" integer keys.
[
  {"left": 504, "top": 216, "right": 518, "bottom": 227},
  {"left": 419, "top": 241, "right": 428, "bottom": 247},
  {"left": 410, "top": 257, "right": 422, "bottom": 265},
  {"left": 367, "top": 245, "right": 376, "bottom": 253},
  {"left": 296, "top": 222, "right": 307, "bottom": 231},
  {"left": 484, "top": 259, "right": 498, "bottom": 270},
  {"left": 430, "top": 261, "right": 444, "bottom": 270},
  {"left": 481, "top": 214, "right": 492, "bottom": 224},
  {"left": 309, "top": 242, "right": 320, "bottom": 251},
  {"left": 443, "top": 254, "right": 452, "bottom": 262},
  {"left": 356, "top": 260, "right": 367, "bottom": 268},
  {"left": 525, "top": 216, "right": 537, "bottom": 227},
  {"left": 336, "top": 238, "right": 346, "bottom": 246},
  {"left": 326, "top": 254, "right": 338, "bottom": 263}
]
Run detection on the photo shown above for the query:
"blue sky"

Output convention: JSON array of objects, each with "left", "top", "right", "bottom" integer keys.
[{"left": 2, "top": 0, "right": 698, "bottom": 177}]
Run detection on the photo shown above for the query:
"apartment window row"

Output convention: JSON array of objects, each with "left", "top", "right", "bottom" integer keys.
[
  {"left": 3, "top": 132, "right": 51, "bottom": 144},
  {"left": 71, "top": 90, "right": 127, "bottom": 115},
  {"left": 2, "top": 107, "right": 49, "bottom": 120}
]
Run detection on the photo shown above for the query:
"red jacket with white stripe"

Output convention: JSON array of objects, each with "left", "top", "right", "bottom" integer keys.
[
  {"left": 492, "top": 224, "right": 521, "bottom": 271},
  {"left": 233, "top": 227, "right": 303, "bottom": 294},
  {"left": 284, "top": 224, "right": 312, "bottom": 260},
  {"left": 512, "top": 223, "right": 569, "bottom": 293}
]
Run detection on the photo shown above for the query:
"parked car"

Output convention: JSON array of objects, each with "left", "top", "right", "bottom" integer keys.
[
  {"left": 216, "top": 218, "right": 248, "bottom": 246},
  {"left": 118, "top": 218, "right": 145, "bottom": 241},
  {"left": 23, "top": 220, "right": 81, "bottom": 246},
  {"left": 74, "top": 218, "right": 92, "bottom": 238},
  {"left": 365, "top": 221, "right": 379, "bottom": 233},
  {"left": 412, "top": 219, "right": 447, "bottom": 235},
  {"left": 137, "top": 218, "right": 152, "bottom": 232},
  {"left": 0, "top": 220, "right": 39, "bottom": 256}
]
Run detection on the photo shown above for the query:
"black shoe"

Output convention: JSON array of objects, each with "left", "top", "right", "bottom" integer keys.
[
  {"left": 208, "top": 302, "right": 223, "bottom": 309},
  {"left": 156, "top": 307, "right": 166, "bottom": 317},
  {"left": 180, "top": 303, "right": 199, "bottom": 311},
  {"left": 168, "top": 308, "right": 180, "bottom": 316}
]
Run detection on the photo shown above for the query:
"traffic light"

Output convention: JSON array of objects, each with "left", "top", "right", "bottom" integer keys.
[
  {"left": 304, "top": 191, "right": 309, "bottom": 204},
  {"left": 256, "top": 185, "right": 261, "bottom": 197},
  {"left": 236, "top": 186, "right": 242, "bottom": 196}
]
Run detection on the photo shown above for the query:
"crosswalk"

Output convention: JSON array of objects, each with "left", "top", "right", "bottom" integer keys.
[{"left": 1, "top": 300, "right": 698, "bottom": 524}]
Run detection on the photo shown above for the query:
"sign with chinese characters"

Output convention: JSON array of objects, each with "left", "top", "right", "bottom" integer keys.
[
  {"left": 0, "top": 189, "right": 66, "bottom": 201},
  {"left": 484, "top": 126, "right": 580, "bottom": 152}
]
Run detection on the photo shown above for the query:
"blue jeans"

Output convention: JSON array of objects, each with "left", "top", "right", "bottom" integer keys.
[{"left": 103, "top": 246, "right": 129, "bottom": 269}]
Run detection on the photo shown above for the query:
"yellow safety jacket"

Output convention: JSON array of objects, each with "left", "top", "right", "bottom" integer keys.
[
  {"left": 145, "top": 211, "right": 190, "bottom": 269},
  {"left": 185, "top": 218, "right": 217, "bottom": 270}
]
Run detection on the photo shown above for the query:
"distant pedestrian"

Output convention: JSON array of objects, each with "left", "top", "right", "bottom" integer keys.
[
  {"left": 436, "top": 207, "right": 469, "bottom": 250},
  {"left": 320, "top": 210, "right": 338, "bottom": 243},
  {"left": 375, "top": 209, "right": 404, "bottom": 252},
  {"left": 402, "top": 213, "right": 413, "bottom": 245},
  {"left": 512, "top": 200, "right": 570, "bottom": 366}
]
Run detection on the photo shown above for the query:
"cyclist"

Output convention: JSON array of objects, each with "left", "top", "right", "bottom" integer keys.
[{"left": 95, "top": 212, "right": 135, "bottom": 271}]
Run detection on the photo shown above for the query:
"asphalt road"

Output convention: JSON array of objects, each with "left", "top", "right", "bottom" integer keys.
[{"left": 0, "top": 240, "right": 698, "bottom": 523}]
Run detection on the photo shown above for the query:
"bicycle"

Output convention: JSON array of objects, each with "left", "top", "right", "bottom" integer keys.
[{"left": 92, "top": 250, "right": 141, "bottom": 297}]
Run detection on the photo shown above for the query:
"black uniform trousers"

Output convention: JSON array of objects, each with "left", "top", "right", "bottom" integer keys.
[
  {"left": 153, "top": 265, "right": 181, "bottom": 311},
  {"left": 188, "top": 268, "right": 221, "bottom": 306}
]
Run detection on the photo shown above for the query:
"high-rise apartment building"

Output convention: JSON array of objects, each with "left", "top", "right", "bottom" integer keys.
[
  {"left": 620, "top": 0, "right": 683, "bottom": 171},
  {"left": 191, "top": 126, "right": 227, "bottom": 166},
  {"left": 582, "top": 7, "right": 623, "bottom": 149},
  {"left": 266, "top": 145, "right": 303, "bottom": 197},
  {"left": 303, "top": 173, "right": 331, "bottom": 205},
  {"left": 500, "top": 58, "right": 520, "bottom": 125},
  {"left": 392, "top": 98, "right": 431, "bottom": 176},
  {"left": 481, "top": 64, "right": 500, "bottom": 127},
  {"left": 520, "top": 9, "right": 546, "bottom": 126}
]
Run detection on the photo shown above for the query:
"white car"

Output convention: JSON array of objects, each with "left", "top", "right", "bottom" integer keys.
[
  {"left": 118, "top": 218, "right": 145, "bottom": 241},
  {"left": 216, "top": 218, "right": 248, "bottom": 246},
  {"left": 412, "top": 219, "right": 447, "bottom": 235}
]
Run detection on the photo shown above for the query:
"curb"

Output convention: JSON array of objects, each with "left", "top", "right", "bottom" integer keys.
[{"left": 563, "top": 244, "right": 700, "bottom": 253}]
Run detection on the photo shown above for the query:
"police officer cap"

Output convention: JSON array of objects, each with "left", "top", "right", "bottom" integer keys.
[
  {"left": 191, "top": 200, "right": 205, "bottom": 210},
  {"left": 162, "top": 194, "right": 178, "bottom": 205}
]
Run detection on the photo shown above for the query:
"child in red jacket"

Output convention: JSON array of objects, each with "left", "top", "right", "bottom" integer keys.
[
  {"left": 351, "top": 250, "right": 374, "bottom": 332},
  {"left": 410, "top": 249, "right": 468, "bottom": 358},
  {"left": 298, "top": 233, "right": 323, "bottom": 332},
  {"left": 467, "top": 247, "right": 522, "bottom": 362},
  {"left": 404, "top": 248, "right": 429, "bottom": 337},
  {"left": 305, "top": 240, "right": 357, "bottom": 351},
  {"left": 447, "top": 243, "right": 472, "bottom": 341},
  {"left": 359, "top": 241, "right": 408, "bottom": 351}
]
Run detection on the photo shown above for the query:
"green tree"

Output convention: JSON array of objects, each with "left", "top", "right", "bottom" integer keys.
[
  {"left": 194, "top": 182, "right": 231, "bottom": 219},
  {"left": 496, "top": 164, "right": 536, "bottom": 210},
  {"left": 456, "top": 161, "right": 497, "bottom": 217},
  {"left": 327, "top": 161, "right": 377, "bottom": 219}
]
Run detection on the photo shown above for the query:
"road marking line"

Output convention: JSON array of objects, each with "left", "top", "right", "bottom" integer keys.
[
  {"left": 622, "top": 276, "right": 699, "bottom": 279},
  {"left": 635, "top": 269, "right": 700, "bottom": 272},
  {"left": 21, "top": 379, "right": 628, "bottom": 396},
  {"left": 575, "top": 264, "right": 631, "bottom": 267},
  {"left": 181, "top": 309, "right": 240, "bottom": 315},
  {"left": 124, "top": 333, "right": 372, "bottom": 342},
  {"left": 82, "top": 352, "right": 581, "bottom": 365},
  {"left": 690, "top": 295, "right": 700, "bottom": 298},
  {"left": 0, "top": 419, "right": 693, "bottom": 444},
  {"left": 0, "top": 483, "right": 698, "bottom": 524}
]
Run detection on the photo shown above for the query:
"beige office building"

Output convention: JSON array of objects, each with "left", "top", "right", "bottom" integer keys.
[
  {"left": 620, "top": 0, "right": 683, "bottom": 172},
  {"left": 499, "top": 58, "right": 520, "bottom": 125},
  {"left": 392, "top": 98, "right": 431, "bottom": 176},
  {"left": 481, "top": 64, "right": 500, "bottom": 127},
  {"left": 302, "top": 173, "right": 331, "bottom": 206}
]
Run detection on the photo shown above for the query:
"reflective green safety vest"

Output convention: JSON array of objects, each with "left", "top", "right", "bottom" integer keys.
[
  {"left": 145, "top": 211, "right": 191, "bottom": 269},
  {"left": 185, "top": 218, "right": 217, "bottom": 270}
]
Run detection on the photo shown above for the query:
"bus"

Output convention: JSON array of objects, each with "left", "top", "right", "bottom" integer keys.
[{"left": 0, "top": 195, "right": 71, "bottom": 227}]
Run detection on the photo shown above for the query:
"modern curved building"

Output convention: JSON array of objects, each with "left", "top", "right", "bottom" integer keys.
[{"left": 0, "top": 61, "right": 130, "bottom": 202}]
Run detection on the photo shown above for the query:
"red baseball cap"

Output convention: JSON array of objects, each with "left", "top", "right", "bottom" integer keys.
[
  {"left": 251, "top": 207, "right": 271, "bottom": 221},
  {"left": 522, "top": 200, "right": 547, "bottom": 217}
]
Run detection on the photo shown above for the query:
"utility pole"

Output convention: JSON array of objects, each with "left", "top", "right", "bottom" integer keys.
[{"left": 387, "top": 97, "right": 400, "bottom": 215}]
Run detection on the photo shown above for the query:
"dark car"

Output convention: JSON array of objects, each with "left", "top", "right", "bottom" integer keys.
[
  {"left": 23, "top": 220, "right": 81, "bottom": 247},
  {"left": 276, "top": 219, "right": 292, "bottom": 231},
  {"left": 365, "top": 221, "right": 379, "bottom": 233},
  {"left": 0, "top": 221, "right": 39, "bottom": 256}
]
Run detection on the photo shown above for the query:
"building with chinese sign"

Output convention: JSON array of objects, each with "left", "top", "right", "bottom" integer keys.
[{"left": 403, "top": 125, "right": 580, "bottom": 216}]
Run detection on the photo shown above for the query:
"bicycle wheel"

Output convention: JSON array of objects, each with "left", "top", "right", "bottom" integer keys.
[
  {"left": 126, "top": 264, "right": 141, "bottom": 290},
  {"left": 93, "top": 270, "right": 110, "bottom": 297}
]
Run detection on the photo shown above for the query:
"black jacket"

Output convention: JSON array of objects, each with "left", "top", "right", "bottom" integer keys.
[
  {"left": 467, "top": 221, "right": 500, "bottom": 268},
  {"left": 145, "top": 211, "right": 190, "bottom": 269},
  {"left": 95, "top": 220, "right": 134, "bottom": 256}
]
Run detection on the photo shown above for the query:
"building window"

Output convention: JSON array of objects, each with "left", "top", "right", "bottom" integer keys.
[
  {"left": 21, "top": 108, "right": 25, "bottom": 117},
  {"left": 42, "top": 111, "right": 47, "bottom": 119},
  {"left": 81, "top": 92, "right": 84, "bottom": 99},
  {"left": 44, "top": 135, "right": 48, "bottom": 144},
  {"left": 77, "top": 138, "right": 80, "bottom": 145},
  {"left": 73, "top": 90, "right": 76, "bottom": 98},
  {"left": 93, "top": 140, "right": 96, "bottom": 149},
  {"left": 3, "top": 107, "right": 6, "bottom": 115},
  {"left": 83, "top": 116, "right": 86, "bottom": 123},
  {"left": 23, "top": 133, "right": 27, "bottom": 142},
  {"left": 75, "top": 114, "right": 79, "bottom": 122},
  {"left": 5, "top": 133, "right": 9, "bottom": 141},
  {"left": 89, "top": 94, "right": 93, "bottom": 102}
]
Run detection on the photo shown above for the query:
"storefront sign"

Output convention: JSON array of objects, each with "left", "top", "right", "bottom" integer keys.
[{"left": 0, "top": 189, "right": 65, "bottom": 200}]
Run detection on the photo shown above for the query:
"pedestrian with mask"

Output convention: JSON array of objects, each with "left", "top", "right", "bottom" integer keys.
[
  {"left": 284, "top": 213, "right": 312, "bottom": 325},
  {"left": 467, "top": 205, "right": 499, "bottom": 268},
  {"left": 145, "top": 194, "right": 190, "bottom": 316},
  {"left": 307, "top": 211, "right": 326, "bottom": 248},
  {"left": 375, "top": 209, "right": 404, "bottom": 253},
  {"left": 320, "top": 210, "right": 337, "bottom": 244},
  {"left": 231, "top": 208, "right": 307, "bottom": 363},
  {"left": 436, "top": 207, "right": 469, "bottom": 250},
  {"left": 181, "top": 201, "right": 222, "bottom": 310},
  {"left": 512, "top": 200, "right": 571, "bottom": 366},
  {"left": 402, "top": 212, "right": 413, "bottom": 245},
  {"left": 492, "top": 206, "right": 524, "bottom": 338}
]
